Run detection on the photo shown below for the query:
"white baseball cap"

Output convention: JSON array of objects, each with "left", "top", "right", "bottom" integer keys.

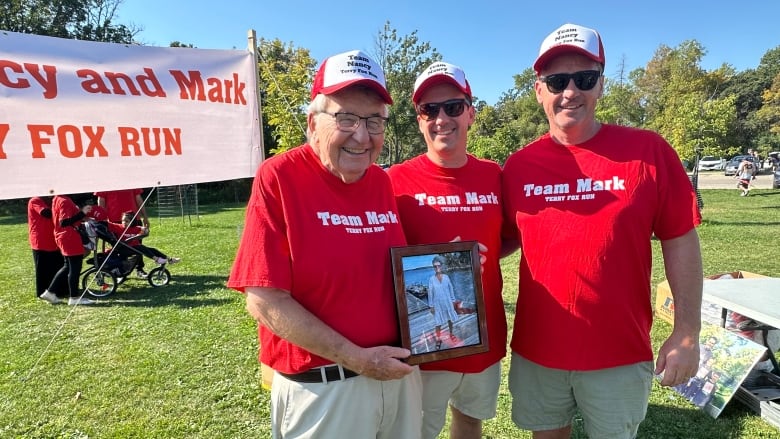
[
  {"left": 310, "top": 49, "right": 392, "bottom": 104},
  {"left": 412, "top": 61, "right": 472, "bottom": 104},
  {"left": 534, "top": 23, "right": 605, "bottom": 74}
]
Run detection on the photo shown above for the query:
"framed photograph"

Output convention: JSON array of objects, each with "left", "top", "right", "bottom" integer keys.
[{"left": 390, "top": 241, "right": 488, "bottom": 365}]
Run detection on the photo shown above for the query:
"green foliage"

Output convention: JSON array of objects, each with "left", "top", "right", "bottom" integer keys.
[
  {"left": 257, "top": 39, "right": 315, "bottom": 155},
  {"left": 0, "top": 0, "right": 137, "bottom": 43},
  {"left": 373, "top": 21, "right": 441, "bottom": 165},
  {"left": 469, "top": 69, "right": 547, "bottom": 164},
  {"left": 169, "top": 41, "right": 194, "bottom": 48},
  {"left": 630, "top": 40, "right": 739, "bottom": 163},
  {"left": 756, "top": 73, "right": 780, "bottom": 138}
]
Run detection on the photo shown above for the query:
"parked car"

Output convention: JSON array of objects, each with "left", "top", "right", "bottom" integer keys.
[
  {"left": 774, "top": 166, "right": 780, "bottom": 189},
  {"left": 724, "top": 155, "right": 760, "bottom": 176},
  {"left": 724, "top": 156, "right": 747, "bottom": 176},
  {"left": 698, "top": 156, "right": 727, "bottom": 171}
]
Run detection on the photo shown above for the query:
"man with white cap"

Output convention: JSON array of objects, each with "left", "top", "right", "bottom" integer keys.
[
  {"left": 228, "top": 49, "right": 421, "bottom": 438},
  {"left": 388, "top": 61, "right": 510, "bottom": 439},
  {"left": 502, "top": 24, "right": 703, "bottom": 438}
]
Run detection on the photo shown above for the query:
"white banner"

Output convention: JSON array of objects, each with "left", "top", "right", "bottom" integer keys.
[{"left": 0, "top": 31, "right": 263, "bottom": 200}]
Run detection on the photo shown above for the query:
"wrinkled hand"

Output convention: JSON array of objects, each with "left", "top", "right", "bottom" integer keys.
[
  {"left": 655, "top": 331, "right": 700, "bottom": 387},
  {"left": 345, "top": 346, "right": 414, "bottom": 381}
]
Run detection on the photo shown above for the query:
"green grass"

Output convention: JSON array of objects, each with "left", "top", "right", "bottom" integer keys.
[{"left": 0, "top": 191, "right": 778, "bottom": 438}]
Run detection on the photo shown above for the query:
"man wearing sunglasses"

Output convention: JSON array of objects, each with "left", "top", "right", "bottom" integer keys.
[
  {"left": 229, "top": 50, "right": 421, "bottom": 438},
  {"left": 388, "top": 61, "right": 510, "bottom": 439},
  {"left": 502, "top": 24, "right": 703, "bottom": 439}
]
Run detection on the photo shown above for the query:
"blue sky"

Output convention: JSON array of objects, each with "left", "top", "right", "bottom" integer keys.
[{"left": 119, "top": 0, "right": 778, "bottom": 105}]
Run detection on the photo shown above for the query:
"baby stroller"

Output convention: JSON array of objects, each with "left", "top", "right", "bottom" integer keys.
[{"left": 80, "top": 219, "right": 171, "bottom": 298}]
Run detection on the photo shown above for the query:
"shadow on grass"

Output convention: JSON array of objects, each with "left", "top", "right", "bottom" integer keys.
[
  {"left": 749, "top": 191, "right": 780, "bottom": 198},
  {"left": 640, "top": 402, "right": 757, "bottom": 438},
  {"left": 0, "top": 213, "right": 26, "bottom": 226},
  {"left": 86, "top": 274, "right": 235, "bottom": 309}
]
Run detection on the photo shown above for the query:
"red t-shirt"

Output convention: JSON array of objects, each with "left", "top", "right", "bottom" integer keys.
[
  {"left": 52, "top": 195, "right": 85, "bottom": 256},
  {"left": 502, "top": 124, "right": 701, "bottom": 370},
  {"left": 94, "top": 189, "right": 142, "bottom": 222},
  {"left": 88, "top": 205, "right": 110, "bottom": 222},
  {"left": 388, "top": 154, "right": 507, "bottom": 373},
  {"left": 28, "top": 197, "right": 58, "bottom": 251},
  {"left": 105, "top": 221, "right": 143, "bottom": 246},
  {"left": 227, "top": 145, "right": 407, "bottom": 374}
]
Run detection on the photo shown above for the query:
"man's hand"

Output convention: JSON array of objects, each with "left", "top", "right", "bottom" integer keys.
[
  {"left": 450, "top": 235, "right": 487, "bottom": 273},
  {"left": 344, "top": 346, "right": 415, "bottom": 381},
  {"left": 655, "top": 330, "right": 700, "bottom": 387}
]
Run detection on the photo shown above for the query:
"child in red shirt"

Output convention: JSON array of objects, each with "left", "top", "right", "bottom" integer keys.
[{"left": 106, "top": 211, "right": 180, "bottom": 268}]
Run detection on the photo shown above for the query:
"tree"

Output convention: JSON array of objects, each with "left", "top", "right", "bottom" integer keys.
[
  {"left": 373, "top": 21, "right": 441, "bottom": 164},
  {"left": 70, "top": 0, "right": 134, "bottom": 43},
  {"left": 0, "top": 0, "right": 138, "bottom": 43},
  {"left": 256, "top": 38, "right": 316, "bottom": 155},
  {"left": 722, "top": 46, "right": 780, "bottom": 155},
  {"left": 596, "top": 55, "right": 644, "bottom": 127},
  {"left": 468, "top": 68, "right": 546, "bottom": 164},
  {"left": 754, "top": 72, "right": 780, "bottom": 151},
  {"left": 633, "top": 40, "right": 736, "bottom": 162}
]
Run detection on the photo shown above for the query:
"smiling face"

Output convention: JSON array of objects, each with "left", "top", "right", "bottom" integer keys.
[
  {"left": 308, "top": 87, "right": 387, "bottom": 183},
  {"left": 416, "top": 83, "right": 474, "bottom": 168},
  {"left": 535, "top": 53, "right": 603, "bottom": 144}
]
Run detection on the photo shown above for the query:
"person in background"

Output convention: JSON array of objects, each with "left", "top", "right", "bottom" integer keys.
[
  {"left": 28, "top": 196, "right": 64, "bottom": 300},
  {"left": 94, "top": 189, "right": 148, "bottom": 225},
  {"left": 388, "top": 61, "right": 509, "bottom": 439},
  {"left": 41, "top": 194, "right": 95, "bottom": 306},
  {"left": 95, "top": 189, "right": 149, "bottom": 277},
  {"left": 502, "top": 23, "right": 703, "bottom": 438},
  {"left": 735, "top": 159, "right": 756, "bottom": 196},
  {"left": 106, "top": 211, "right": 180, "bottom": 266},
  {"left": 227, "top": 49, "right": 421, "bottom": 438}
]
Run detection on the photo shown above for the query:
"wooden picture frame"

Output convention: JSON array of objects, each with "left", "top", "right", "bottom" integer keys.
[{"left": 390, "top": 241, "right": 488, "bottom": 365}]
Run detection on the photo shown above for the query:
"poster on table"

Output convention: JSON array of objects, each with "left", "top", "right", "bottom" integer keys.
[
  {"left": 672, "top": 322, "right": 766, "bottom": 418},
  {"left": 0, "top": 30, "right": 263, "bottom": 200}
]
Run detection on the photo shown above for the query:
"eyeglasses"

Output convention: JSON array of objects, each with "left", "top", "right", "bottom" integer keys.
[
  {"left": 539, "top": 70, "right": 601, "bottom": 94},
  {"left": 321, "top": 112, "right": 388, "bottom": 135},
  {"left": 416, "top": 99, "right": 470, "bottom": 121}
]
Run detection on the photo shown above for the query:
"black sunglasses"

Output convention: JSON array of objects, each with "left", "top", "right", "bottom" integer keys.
[
  {"left": 417, "top": 98, "right": 470, "bottom": 121},
  {"left": 539, "top": 70, "right": 601, "bottom": 94}
]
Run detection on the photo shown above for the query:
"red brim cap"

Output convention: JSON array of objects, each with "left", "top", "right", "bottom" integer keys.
[
  {"left": 310, "top": 50, "right": 392, "bottom": 104},
  {"left": 413, "top": 61, "right": 472, "bottom": 103}
]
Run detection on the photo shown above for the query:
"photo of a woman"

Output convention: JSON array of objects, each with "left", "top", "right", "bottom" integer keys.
[{"left": 427, "top": 256, "right": 460, "bottom": 350}]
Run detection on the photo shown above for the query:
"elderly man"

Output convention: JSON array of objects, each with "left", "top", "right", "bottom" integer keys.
[
  {"left": 502, "top": 24, "right": 703, "bottom": 438},
  {"left": 228, "top": 50, "right": 421, "bottom": 438},
  {"left": 388, "top": 61, "right": 509, "bottom": 439}
]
